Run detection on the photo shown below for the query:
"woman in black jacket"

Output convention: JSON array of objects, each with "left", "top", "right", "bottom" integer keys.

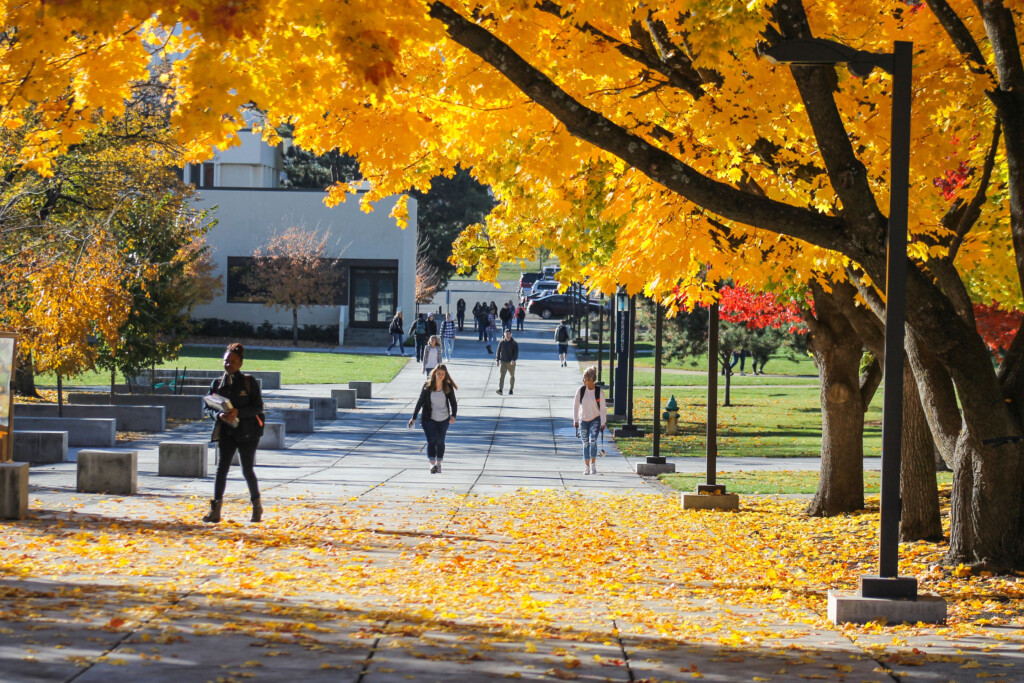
[
  {"left": 203, "top": 343, "right": 265, "bottom": 523},
  {"left": 408, "top": 364, "right": 458, "bottom": 474}
]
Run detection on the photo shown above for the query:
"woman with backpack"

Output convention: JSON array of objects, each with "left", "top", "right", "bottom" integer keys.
[
  {"left": 408, "top": 364, "right": 458, "bottom": 474},
  {"left": 573, "top": 365, "right": 606, "bottom": 475},
  {"left": 386, "top": 311, "right": 406, "bottom": 356},
  {"left": 203, "top": 343, "right": 265, "bottom": 523},
  {"left": 554, "top": 319, "right": 571, "bottom": 367}
]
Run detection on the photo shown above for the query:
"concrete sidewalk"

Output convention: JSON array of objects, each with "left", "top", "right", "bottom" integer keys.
[
  {"left": 24, "top": 320, "right": 655, "bottom": 504},
  {"left": 5, "top": 319, "right": 1021, "bottom": 683}
]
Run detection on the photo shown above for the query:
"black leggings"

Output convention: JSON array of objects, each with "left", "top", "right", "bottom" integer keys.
[{"left": 214, "top": 436, "right": 260, "bottom": 500}]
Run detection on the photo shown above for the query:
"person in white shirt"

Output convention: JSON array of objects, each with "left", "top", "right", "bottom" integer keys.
[{"left": 573, "top": 365, "right": 606, "bottom": 475}]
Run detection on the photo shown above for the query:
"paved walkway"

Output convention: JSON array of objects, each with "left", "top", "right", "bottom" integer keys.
[
  {"left": 26, "top": 320, "right": 657, "bottom": 505},
  {"left": 5, "top": 318, "right": 1019, "bottom": 683}
]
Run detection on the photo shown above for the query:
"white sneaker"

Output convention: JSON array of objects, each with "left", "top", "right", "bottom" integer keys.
[
  {"left": 584, "top": 464, "right": 591, "bottom": 475},
  {"left": 436, "top": 462, "right": 442, "bottom": 473},
  {"left": 590, "top": 463, "right": 597, "bottom": 474}
]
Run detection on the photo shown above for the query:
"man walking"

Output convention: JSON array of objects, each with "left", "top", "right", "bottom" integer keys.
[
  {"left": 440, "top": 313, "right": 457, "bottom": 361},
  {"left": 499, "top": 302, "right": 513, "bottom": 332},
  {"left": 495, "top": 329, "right": 519, "bottom": 395},
  {"left": 410, "top": 313, "right": 429, "bottom": 362}
]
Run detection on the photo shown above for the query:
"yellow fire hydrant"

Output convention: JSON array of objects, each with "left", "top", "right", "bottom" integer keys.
[{"left": 662, "top": 395, "right": 680, "bottom": 436}]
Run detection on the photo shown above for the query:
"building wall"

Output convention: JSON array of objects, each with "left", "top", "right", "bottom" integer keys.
[{"left": 190, "top": 187, "right": 417, "bottom": 332}]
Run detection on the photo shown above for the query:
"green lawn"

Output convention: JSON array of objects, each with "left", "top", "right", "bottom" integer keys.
[
  {"left": 658, "top": 469, "right": 954, "bottom": 495},
  {"left": 614, "top": 385, "right": 883, "bottom": 459},
  {"left": 39, "top": 346, "right": 410, "bottom": 386},
  {"left": 628, "top": 369, "right": 819, "bottom": 387},
  {"left": 630, "top": 346, "right": 818, "bottom": 376}
]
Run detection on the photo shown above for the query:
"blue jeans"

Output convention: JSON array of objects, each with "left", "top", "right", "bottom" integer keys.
[
  {"left": 387, "top": 332, "right": 404, "bottom": 354},
  {"left": 443, "top": 337, "right": 455, "bottom": 359},
  {"left": 580, "top": 419, "right": 601, "bottom": 462},
  {"left": 422, "top": 418, "right": 450, "bottom": 461}
]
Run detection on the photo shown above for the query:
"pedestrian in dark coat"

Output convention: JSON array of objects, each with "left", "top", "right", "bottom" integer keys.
[{"left": 203, "top": 343, "right": 265, "bottom": 524}]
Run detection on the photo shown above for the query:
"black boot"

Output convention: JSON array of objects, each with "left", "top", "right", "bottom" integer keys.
[
  {"left": 250, "top": 496, "right": 263, "bottom": 523},
  {"left": 202, "top": 499, "right": 222, "bottom": 523}
]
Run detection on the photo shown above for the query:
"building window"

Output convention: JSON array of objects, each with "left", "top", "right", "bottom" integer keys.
[{"left": 188, "top": 162, "right": 216, "bottom": 188}]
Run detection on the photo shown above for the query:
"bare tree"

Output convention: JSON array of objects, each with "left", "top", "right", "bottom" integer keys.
[{"left": 244, "top": 227, "right": 339, "bottom": 345}]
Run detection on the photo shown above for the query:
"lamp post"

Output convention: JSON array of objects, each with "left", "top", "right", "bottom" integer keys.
[
  {"left": 614, "top": 290, "right": 643, "bottom": 437},
  {"left": 764, "top": 39, "right": 924, "bottom": 606}
]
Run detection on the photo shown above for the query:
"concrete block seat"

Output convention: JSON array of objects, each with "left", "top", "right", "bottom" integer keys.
[
  {"left": 258, "top": 422, "right": 286, "bottom": 450},
  {"left": 68, "top": 393, "right": 204, "bottom": 420},
  {"left": 309, "top": 397, "right": 337, "bottom": 421},
  {"left": 143, "top": 369, "right": 280, "bottom": 390},
  {"left": 14, "top": 403, "right": 166, "bottom": 432},
  {"left": 0, "top": 462, "right": 30, "bottom": 519},
  {"left": 281, "top": 409, "right": 314, "bottom": 434},
  {"left": 331, "top": 388, "right": 357, "bottom": 409},
  {"left": 348, "top": 381, "right": 372, "bottom": 399},
  {"left": 77, "top": 450, "right": 138, "bottom": 495},
  {"left": 158, "top": 442, "right": 209, "bottom": 477},
  {"left": 13, "top": 431, "right": 68, "bottom": 464},
  {"left": 14, "top": 417, "right": 115, "bottom": 447}
]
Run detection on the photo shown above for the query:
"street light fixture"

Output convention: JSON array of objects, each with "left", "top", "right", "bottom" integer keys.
[{"left": 764, "top": 39, "right": 943, "bottom": 621}]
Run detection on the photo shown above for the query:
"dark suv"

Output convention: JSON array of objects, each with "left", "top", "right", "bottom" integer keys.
[{"left": 518, "top": 272, "right": 542, "bottom": 297}]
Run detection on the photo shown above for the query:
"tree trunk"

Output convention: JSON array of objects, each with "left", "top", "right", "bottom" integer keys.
[
  {"left": 900, "top": 364, "right": 944, "bottom": 541},
  {"left": 57, "top": 374, "right": 63, "bottom": 417},
  {"left": 110, "top": 368, "right": 116, "bottom": 402},
  {"left": 805, "top": 290, "right": 865, "bottom": 517},
  {"left": 13, "top": 350, "right": 39, "bottom": 398}
]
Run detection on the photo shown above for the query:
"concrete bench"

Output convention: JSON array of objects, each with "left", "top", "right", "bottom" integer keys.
[
  {"left": 258, "top": 421, "right": 286, "bottom": 450},
  {"left": 15, "top": 404, "right": 166, "bottom": 433},
  {"left": 13, "top": 431, "right": 68, "bottom": 464},
  {"left": 281, "top": 409, "right": 314, "bottom": 433},
  {"left": 146, "top": 370, "right": 280, "bottom": 390},
  {"left": 309, "top": 397, "right": 337, "bottom": 421},
  {"left": 77, "top": 450, "right": 137, "bottom": 495},
  {"left": 348, "top": 381, "right": 372, "bottom": 399},
  {"left": 0, "top": 462, "right": 29, "bottom": 519},
  {"left": 114, "top": 384, "right": 210, "bottom": 396},
  {"left": 331, "top": 388, "right": 358, "bottom": 409},
  {"left": 68, "top": 393, "right": 204, "bottom": 420},
  {"left": 158, "top": 442, "right": 209, "bottom": 477},
  {"left": 14, "top": 417, "right": 116, "bottom": 447}
]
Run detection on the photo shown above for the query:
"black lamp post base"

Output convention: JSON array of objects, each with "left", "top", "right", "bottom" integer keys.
[
  {"left": 646, "top": 456, "right": 666, "bottom": 464},
  {"left": 858, "top": 575, "right": 918, "bottom": 599},
  {"left": 697, "top": 484, "right": 727, "bottom": 495},
  {"left": 614, "top": 424, "right": 644, "bottom": 438}
]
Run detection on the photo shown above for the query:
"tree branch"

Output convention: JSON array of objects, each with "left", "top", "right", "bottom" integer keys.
[
  {"left": 923, "top": 0, "right": 992, "bottom": 75},
  {"left": 427, "top": 2, "right": 853, "bottom": 257}
]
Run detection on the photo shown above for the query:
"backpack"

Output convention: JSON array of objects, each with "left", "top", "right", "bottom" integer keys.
[
  {"left": 556, "top": 324, "right": 569, "bottom": 342},
  {"left": 415, "top": 319, "right": 426, "bottom": 335},
  {"left": 577, "top": 384, "right": 601, "bottom": 404}
]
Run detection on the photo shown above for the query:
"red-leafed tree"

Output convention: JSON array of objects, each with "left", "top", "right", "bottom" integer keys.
[{"left": 974, "top": 303, "right": 1023, "bottom": 360}]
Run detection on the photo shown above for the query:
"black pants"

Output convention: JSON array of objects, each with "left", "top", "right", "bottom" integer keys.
[
  {"left": 415, "top": 336, "right": 428, "bottom": 361},
  {"left": 457, "top": 312, "right": 465, "bottom": 331},
  {"left": 422, "top": 418, "right": 450, "bottom": 461},
  {"left": 214, "top": 435, "right": 260, "bottom": 500}
]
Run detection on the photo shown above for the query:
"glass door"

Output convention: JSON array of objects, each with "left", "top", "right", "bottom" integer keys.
[{"left": 349, "top": 268, "right": 398, "bottom": 327}]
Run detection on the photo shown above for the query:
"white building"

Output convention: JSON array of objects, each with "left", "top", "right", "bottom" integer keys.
[{"left": 186, "top": 131, "right": 417, "bottom": 344}]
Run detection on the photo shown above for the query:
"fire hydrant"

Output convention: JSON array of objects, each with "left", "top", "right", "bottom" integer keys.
[{"left": 662, "top": 395, "right": 680, "bottom": 436}]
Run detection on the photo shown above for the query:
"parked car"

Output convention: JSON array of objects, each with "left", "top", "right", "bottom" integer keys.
[
  {"left": 541, "top": 265, "right": 561, "bottom": 280},
  {"left": 527, "top": 293, "right": 603, "bottom": 319},
  {"left": 518, "top": 272, "right": 542, "bottom": 298},
  {"left": 526, "top": 280, "right": 560, "bottom": 300}
]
